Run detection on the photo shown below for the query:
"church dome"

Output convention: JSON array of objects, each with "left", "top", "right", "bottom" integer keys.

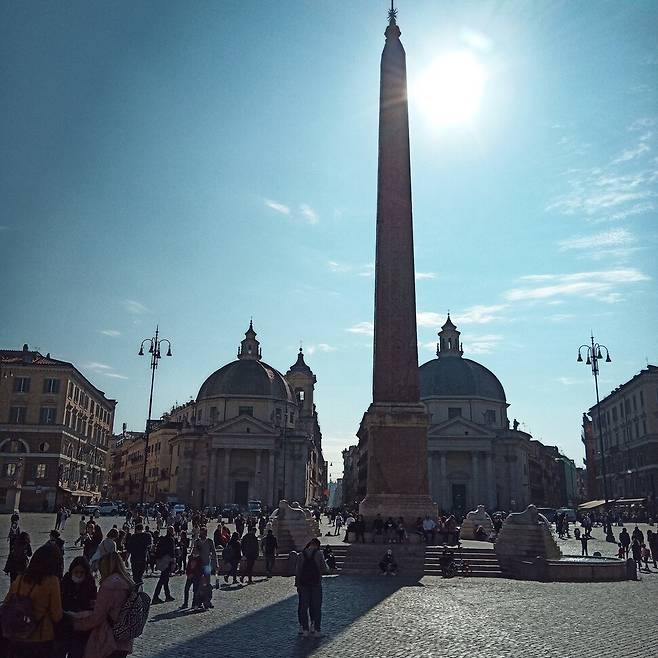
[
  {"left": 419, "top": 357, "right": 506, "bottom": 402},
  {"left": 197, "top": 359, "right": 294, "bottom": 402},
  {"left": 197, "top": 322, "right": 295, "bottom": 403},
  {"left": 419, "top": 314, "right": 506, "bottom": 402}
]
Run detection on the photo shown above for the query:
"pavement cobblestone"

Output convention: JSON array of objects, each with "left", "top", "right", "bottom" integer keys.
[{"left": 1, "top": 514, "right": 655, "bottom": 658}]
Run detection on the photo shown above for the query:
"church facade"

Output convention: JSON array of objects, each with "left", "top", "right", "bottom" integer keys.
[
  {"left": 112, "top": 323, "right": 326, "bottom": 509},
  {"left": 348, "top": 315, "right": 535, "bottom": 514}
]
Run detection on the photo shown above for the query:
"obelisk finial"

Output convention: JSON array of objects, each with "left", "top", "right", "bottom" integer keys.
[{"left": 388, "top": 1, "right": 398, "bottom": 25}]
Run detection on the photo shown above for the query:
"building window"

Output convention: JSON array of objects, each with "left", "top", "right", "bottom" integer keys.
[
  {"left": 448, "top": 407, "right": 462, "bottom": 419},
  {"left": 632, "top": 395, "right": 637, "bottom": 412},
  {"left": 14, "top": 377, "right": 30, "bottom": 393},
  {"left": 290, "top": 412, "right": 295, "bottom": 424},
  {"left": 43, "top": 378, "right": 60, "bottom": 394},
  {"left": 643, "top": 419, "right": 647, "bottom": 435},
  {"left": 36, "top": 464, "right": 47, "bottom": 479},
  {"left": 612, "top": 407, "right": 618, "bottom": 422},
  {"left": 238, "top": 406, "right": 254, "bottom": 416},
  {"left": 9, "top": 407, "right": 27, "bottom": 424},
  {"left": 4, "top": 463, "right": 17, "bottom": 477},
  {"left": 484, "top": 409, "right": 496, "bottom": 425},
  {"left": 39, "top": 407, "right": 57, "bottom": 424},
  {"left": 296, "top": 389, "right": 305, "bottom": 404},
  {"left": 640, "top": 390, "right": 644, "bottom": 407},
  {"left": 624, "top": 399, "right": 631, "bottom": 415},
  {"left": 210, "top": 406, "right": 217, "bottom": 420}
]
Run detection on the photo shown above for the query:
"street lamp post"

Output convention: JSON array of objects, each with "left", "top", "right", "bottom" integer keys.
[
  {"left": 138, "top": 326, "right": 172, "bottom": 506},
  {"left": 577, "top": 333, "right": 615, "bottom": 541}
]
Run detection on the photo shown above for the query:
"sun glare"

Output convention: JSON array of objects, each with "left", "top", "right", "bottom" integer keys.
[{"left": 413, "top": 51, "right": 485, "bottom": 127}]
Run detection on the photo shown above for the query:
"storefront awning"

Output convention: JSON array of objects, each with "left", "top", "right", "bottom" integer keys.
[{"left": 578, "top": 499, "right": 607, "bottom": 510}]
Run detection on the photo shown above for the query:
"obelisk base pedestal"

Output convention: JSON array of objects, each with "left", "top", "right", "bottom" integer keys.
[{"left": 358, "top": 403, "right": 438, "bottom": 523}]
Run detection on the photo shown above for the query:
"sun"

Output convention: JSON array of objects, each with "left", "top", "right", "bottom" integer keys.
[{"left": 412, "top": 51, "right": 485, "bottom": 127}]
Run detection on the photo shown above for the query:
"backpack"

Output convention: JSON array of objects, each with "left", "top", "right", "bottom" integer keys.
[
  {"left": 112, "top": 587, "right": 151, "bottom": 642},
  {"left": 0, "top": 577, "right": 40, "bottom": 641},
  {"left": 298, "top": 549, "right": 320, "bottom": 586}
]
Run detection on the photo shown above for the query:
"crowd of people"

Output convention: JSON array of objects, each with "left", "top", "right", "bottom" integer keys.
[{"left": 326, "top": 510, "right": 463, "bottom": 546}]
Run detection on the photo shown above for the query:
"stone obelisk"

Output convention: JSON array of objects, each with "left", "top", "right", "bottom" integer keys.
[{"left": 358, "top": 7, "right": 437, "bottom": 522}]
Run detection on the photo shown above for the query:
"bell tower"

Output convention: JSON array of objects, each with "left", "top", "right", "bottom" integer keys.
[
  {"left": 437, "top": 314, "right": 463, "bottom": 358},
  {"left": 237, "top": 320, "right": 262, "bottom": 360}
]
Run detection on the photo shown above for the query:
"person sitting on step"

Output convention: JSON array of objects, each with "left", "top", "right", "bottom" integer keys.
[{"left": 379, "top": 549, "right": 398, "bottom": 576}]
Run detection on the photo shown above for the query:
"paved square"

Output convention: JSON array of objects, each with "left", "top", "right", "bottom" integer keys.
[{"left": 2, "top": 514, "right": 655, "bottom": 658}]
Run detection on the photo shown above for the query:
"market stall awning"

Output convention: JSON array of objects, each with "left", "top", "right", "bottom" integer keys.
[{"left": 578, "top": 499, "right": 607, "bottom": 510}]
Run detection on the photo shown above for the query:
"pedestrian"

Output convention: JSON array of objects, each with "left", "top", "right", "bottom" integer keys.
[
  {"left": 295, "top": 538, "right": 328, "bottom": 637},
  {"left": 371, "top": 514, "right": 384, "bottom": 544},
  {"left": 194, "top": 527, "right": 218, "bottom": 607},
  {"left": 343, "top": 514, "right": 355, "bottom": 543},
  {"left": 354, "top": 515, "right": 366, "bottom": 543},
  {"left": 384, "top": 517, "right": 396, "bottom": 543},
  {"left": 379, "top": 549, "right": 398, "bottom": 575},
  {"left": 641, "top": 544, "right": 651, "bottom": 572},
  {"left": 7, "top": 513, "right": 21, "bottom": 548},
  {"left": 240, "top": 527, "right": 259, "bottom": 584},
  {"left": 125, "top": 523, "right": 151, "bottom": 587},
  {"left": 3, "top": 531, "right": 32, "bottom": 583},
  {"left": 152, "top": 527, "right": 176, "bottom": 604},
  {"left": 631, "top": 537, "right": 642, "bottom": 570},
  {"left": 57, "top": 557, "right": 97, "bottom": 658},
  {"left": 647, "top": 529, "right": 658, "bottom": 569},
  {"left": 48, "top": 530, "right": 65, "bottom": 579},
  {"left": 177, "top": 530, "right": 189, "bottom": 574},
  {"left": 619, "top": 528, "right": 631, "bottom": 558},
  {"left": 322, "top": 545, "right": 336, "bottom": 570},
  {"left": 334, "top": 514, "right": 343, "bottom": 537},
  {"left": 580, "top": 533, "right": 589, "bottom": 557},
  {"left": 70, "top": 543, "right": 135, "bottom": 658},
  {"left": 222, "top": 532, "right": 242, "bottom": 584},
  {"left": 75, "top": 516, "right": 87, "bottom": 547},
  {"left": 180, "top": 547, "right": 201, "bottom": 609},
  {"left": 2, "top": 543, "right": 63, "bottom": 656},
  {"left": 55, "top": 506, "right": 63, "bottom": 531},
  {"left": 396, "top": 517, "right": 407, "bottom": 543},
  {"left": 262, "top": 529, "right": 278, "bottom": 578}
]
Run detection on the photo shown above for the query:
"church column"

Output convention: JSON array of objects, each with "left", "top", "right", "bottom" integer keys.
[
  {"left": 255, "top": 450, "right": 262, "bottom": 501},
  {"left": 471, "top": 452, "right": 479, "bottom": 508},
  {"left": 268, "top": 450, "right": 275, "bottom": 507},
  {"left": 486, "top": 452, "right": 496, "bottom": 509},
  {"left": 440, "top": 452, "right": 448, "bottom": 513},
  {"left": 223, "top": 448, "right": 232, "bottom": 503},
  {"left": 207, "top": 449, "right": 217, "bottom": 507}
]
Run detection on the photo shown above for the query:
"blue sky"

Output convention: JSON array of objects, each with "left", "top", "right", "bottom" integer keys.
[{"left": 1, "top": 1, "right": 656, "bottom": 479}]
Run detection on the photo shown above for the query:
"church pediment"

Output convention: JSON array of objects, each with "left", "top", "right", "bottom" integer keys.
[
  {"left": 207, "top": 414, "right": 278, "bottom": 437},
  {"left": 428, "top": 417, "right": 495, "bottom": 439}
]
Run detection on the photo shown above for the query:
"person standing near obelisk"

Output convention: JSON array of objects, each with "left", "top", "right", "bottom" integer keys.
[{"left": 358, "top": 4, "right": 437, "bottom": 523}]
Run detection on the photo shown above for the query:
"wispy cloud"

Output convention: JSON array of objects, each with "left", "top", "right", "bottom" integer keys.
[
  {"left": 264, "top": 199, "right": 290, "bottom": 215},
  {"left": 346, "top": 322, "right": 374, "bottom": 336},
  {"left": 504, "top": 268, "right": 649, "bottom": 304},
  {"left": 547, "top": 119, "right": 657, "bottom": 222},
  {"left": 306, "top": 343, "right": 337, "bottom": 355},
  {"left": 327, "top": 260, "right": 373, "bottom": 277},
  {"left": 453, "top": 304, "right": 508, "bottom": 325},
  {"left": 123, "top": 300, "right": 149, "bottom": 315},
  {"left": 612, "top": 142, "right": 650, "bottom": 164},
  {"left": 557, "top": 228, "right": 634, "bottom": 252},
  {"left": 415, "top": 272, "right": 437, "bottom": 280},
  {"left": 100, "top": 329, "right": 121, "bottom": 337},
  {"left": 466, "top": 334, "right": 504, "bottom": 355},
  {"left": 417, "top": 304, "right": 508, "bottom": 329},
  {"left": 83, "top": 362, "right": 113, "bottom": 371},
  {"left": 83, "top": 361, "right": 128, "bottom": 380},
  {"left": 556, "top": 376, "right": 580, "bottom": 386},
  {"left": 299, "top": 203, "right": 319, "bottom": 225}
]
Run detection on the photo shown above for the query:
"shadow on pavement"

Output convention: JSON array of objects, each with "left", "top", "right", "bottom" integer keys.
[{"left": 145, "top": 575, "right": 417, "bottom": 658}]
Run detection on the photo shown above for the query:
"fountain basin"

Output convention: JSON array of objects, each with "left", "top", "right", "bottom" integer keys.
[{"left": 511, "top": 555, "right": 634, "bottom": 582}]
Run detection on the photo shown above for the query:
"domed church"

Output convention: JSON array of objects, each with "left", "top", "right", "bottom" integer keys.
[
  {"left": 152, "top": 322, "right": 326, "bottom": 509},
  {"left": 420, "top": 316, "right": 532, "bottom": 513}
]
